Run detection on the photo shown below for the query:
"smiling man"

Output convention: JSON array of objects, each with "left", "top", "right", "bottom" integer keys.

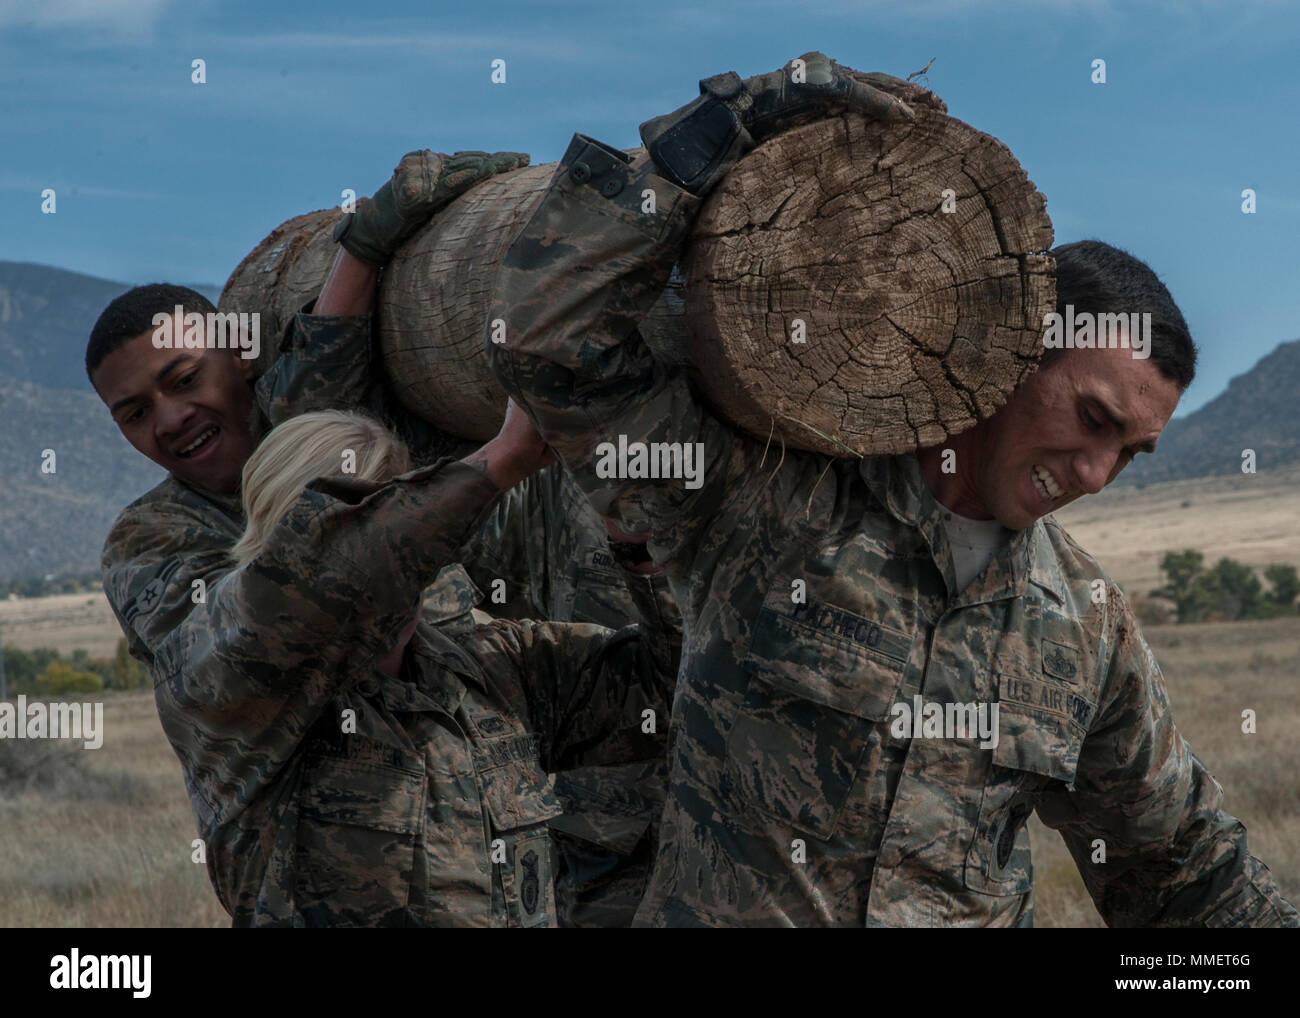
[
  {"left": 89, "top": 149, "right": 527, "bottom": 670},
  {"left": 92, "top": 290, "right": 261, "bottom": 498},
  {"left": 487, "top": 52, "right": 1297, "bottom": 926}
]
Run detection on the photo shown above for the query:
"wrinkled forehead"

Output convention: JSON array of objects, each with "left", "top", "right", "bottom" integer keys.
[{"left": 1058, "top": 343, "right": 1182, "bottom": 430}]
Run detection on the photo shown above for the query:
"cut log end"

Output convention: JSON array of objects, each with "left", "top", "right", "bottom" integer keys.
[{"left": 684, "top": 106, "right": 1054, "bottom": 457}]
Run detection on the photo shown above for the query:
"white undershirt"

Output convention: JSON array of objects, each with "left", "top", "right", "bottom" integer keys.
[{"left": 938, "top": 508, "right": 1012, "bottom": 592}]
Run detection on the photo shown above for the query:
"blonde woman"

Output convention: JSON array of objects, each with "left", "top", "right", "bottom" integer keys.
[{"left": 153, "top": 408, "right": 675, "bottom": 927}]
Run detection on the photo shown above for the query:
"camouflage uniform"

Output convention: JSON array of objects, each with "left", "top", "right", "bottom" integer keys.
[
  {"left": 144, "top": 459, "right": 671, "bottom": 926},
  {"left": 266, "top": 303, "right": 680, "bottom": 928},
  {"left": 487, "top": 132, "right": 1299, "bottom": 927},
  {"left": 463, "top": 472, "right": 679, "bottom": 927}
]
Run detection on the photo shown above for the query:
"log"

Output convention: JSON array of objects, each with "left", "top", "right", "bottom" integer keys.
[{"left": 221, "top": 91, "right": 1054, "bottom": 457}]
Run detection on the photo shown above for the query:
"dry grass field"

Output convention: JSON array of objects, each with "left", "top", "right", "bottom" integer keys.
[
  {"left": 1028, "top": 614, "right": 1300, "bottom": 926},
  {"left": 1053, "top": 464, "right": 1300, "bottom": 598},
  {"left": 0, "top": 467, "right": 1296, "bottom": 927},
  {"left": 0, "top": 691, "right": 227, "bottom": 927},
  {"left": 0, "top": 591, "right": 124, "bottom": 658}
]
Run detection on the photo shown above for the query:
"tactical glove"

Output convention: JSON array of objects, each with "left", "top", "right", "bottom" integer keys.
[
  {"left": 639, "top": 52, "right": 914, "bottom": 196},
  {"left": 333, "top": 149, "right": 529, "bottom": 268}
]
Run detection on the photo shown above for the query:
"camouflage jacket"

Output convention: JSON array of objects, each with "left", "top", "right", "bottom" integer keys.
[
  {"left": 463, "top": 468, "right": 680, "bottom": 927},
  {"left": 486, "top": 132, "right": 1298, "bottom": 927},
  {"left": 261, "top": 301, "right": 680, "bottom": 927},
  {"left": 144, "top": 461, "right": 671, "bottom": 926}
]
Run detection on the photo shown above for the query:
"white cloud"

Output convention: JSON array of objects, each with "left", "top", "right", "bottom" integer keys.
[
  {"left": 0, "top": 176, "right": 163, "bottom": 200},
  {"left": 0, "top": 0, "right": 170, "bottom": 32},
  {"left": 225, "top": 29, "right": 583, "bottom": 62}
]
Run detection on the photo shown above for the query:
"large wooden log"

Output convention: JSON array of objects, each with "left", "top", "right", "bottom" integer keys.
[{"left": 222, "top": 95, "right": 1053, "bottom": 457}]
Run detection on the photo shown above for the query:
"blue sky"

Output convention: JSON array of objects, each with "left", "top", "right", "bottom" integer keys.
[{"left": 2, "top": 0, "right": 1297, "bottom": 416}]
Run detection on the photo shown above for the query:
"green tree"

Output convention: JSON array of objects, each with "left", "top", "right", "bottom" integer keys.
[
  {"left": 1192, "top": 557, "right": 1264, "bottom": 621},
  {"left": 1, "top": 646, "right": 60, "bottom": 693},
  {"left": 1264, "top": 564, "right": 1300, "bottom": 612},
  {"left": 1153, "top": 549, "right": 1206, "bottom": 623},
  {"left": 107, "top": 638, "right": 148, "bottom": 690}
]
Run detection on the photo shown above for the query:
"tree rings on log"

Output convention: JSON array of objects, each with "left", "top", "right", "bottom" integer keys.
[{"left": 681, "top": 102, "right": 1054, "bottom": 457}]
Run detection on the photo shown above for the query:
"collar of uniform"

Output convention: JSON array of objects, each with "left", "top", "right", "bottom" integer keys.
[
  {"left": 365, "top": 622, "right": 482, "bottom": 716},
  {"left": 410, "top": 619, "right": 491, "bottom": 694},
  {"left": 857, "top": 452, "right": 925, "bottom": 528},
  {"left": 857, "top": 453, "right": 1065, "bottom": 607},
  {"left": 422, "top": 563, "right": 484, "bottom": 623},
  {"left": 363, "top": 664, "right": 464, "bottom": 716},
  {"left": 1025, "top": 518, "right": 1069, "bottom": 605},
  {"left": 949, "top": 508, "right": 1067, "bottom": 607},
  {"left": 858, "top": 453, "right": 959, "bottom": 597}
]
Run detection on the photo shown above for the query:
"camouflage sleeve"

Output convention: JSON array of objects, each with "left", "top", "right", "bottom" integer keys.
[
  {"left": 487, "top": 134, "right": 770, "bottom": 573},
  {"left": 256, "top": 304, "right": 474, "bottom": 465},
  {"left": 479, "top": 618, "right": 672, "bottom": 773},
  {"left": 152, "top": 460, "right": 502, "bottom": 823},
  {"left": 255, "top": 305, "right": 377, "bottom": 426},
  {"left": 101, "top": 491, "right": 238, "bottom": 669},
  {"left": 1036, "top": 588, "right": 1298, "bottom": 927},
  {"left": 458, "top": 480, "right": 543, "bottom": 621}
]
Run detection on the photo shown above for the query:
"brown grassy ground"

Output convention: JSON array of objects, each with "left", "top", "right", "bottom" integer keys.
[
  {"left": 0, "top": 691, "right": 227, "bottom": 927},
  {"left": 1029, "top": 614, "right": 1300, "bottom": 926},
  {"left": 2, "top": 614, "right": 1294, "bottom": 927},
  {"left": 0, "top": 591, "right": 124, "bottom": 658}
]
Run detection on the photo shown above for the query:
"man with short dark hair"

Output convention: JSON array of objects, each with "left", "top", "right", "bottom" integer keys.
[
  {"left": 90, "top": 151, "right": 527, "bottom": 670},
  {"left": 1038, "top": 240, "right": 1196, "bottom": 385},
  {"left": 488, "top": 52, "right": 1297, "bottom": 926}
]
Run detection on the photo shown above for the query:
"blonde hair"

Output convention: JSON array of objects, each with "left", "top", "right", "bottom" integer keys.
[{"left": 232, "top": 410, "right": 411, "bottom": 567}]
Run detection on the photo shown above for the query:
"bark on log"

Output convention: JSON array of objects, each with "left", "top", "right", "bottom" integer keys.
[{"left": 221, "top": 97, "right": 1053, "bottom": 457}]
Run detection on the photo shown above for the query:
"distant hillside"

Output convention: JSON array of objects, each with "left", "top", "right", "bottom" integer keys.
[
  {"left": 1116, "top": 339, "right": 1300, "bottom": 486},
  {"left": 0, "top": 261, "right": 221, "bottom": 392},
  {"left": 0, "top": 376, "right": 164, "bottom": 582}
]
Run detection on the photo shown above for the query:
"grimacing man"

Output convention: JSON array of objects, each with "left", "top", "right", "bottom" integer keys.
[{"left": 488, "top": 52, "right": 1298, "bottom": 926}]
